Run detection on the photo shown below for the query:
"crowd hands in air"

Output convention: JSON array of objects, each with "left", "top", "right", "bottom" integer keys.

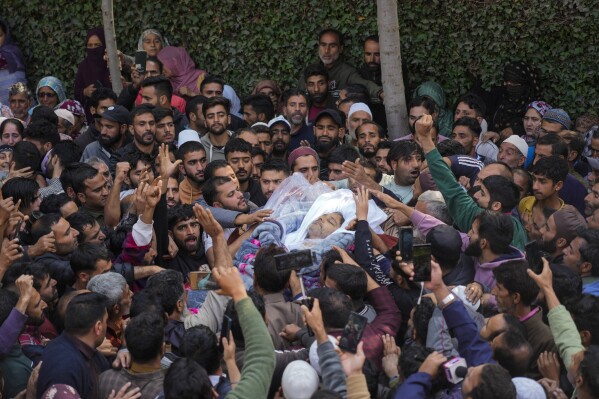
[{"left": 0, "top": 18, "right": 599, "bottom": 399}]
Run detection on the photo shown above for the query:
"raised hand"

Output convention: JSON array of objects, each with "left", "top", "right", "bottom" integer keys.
[
  {"left": 193, "top": 205, "right": 224, "bottom": 238},
  {"left": 353, "top": 186, "right": 369, "bottom": 221},
  {"left": 212, "top": 266, "right": 247, "bottom": 302},
  {"left": 158, "top": 143, "right": 182, "bottom": 179},
  {"left": 418, "top": 351, "right": 447, "bottom": 378}
]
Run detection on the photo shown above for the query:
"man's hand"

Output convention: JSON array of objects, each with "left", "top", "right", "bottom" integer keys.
[
  {"left": 538, "top": 351, "right": 561, "bottom": 383},
  {"left": 222, "top": 330, "right": 237, "bottom": 363},
  {"left": 114, "top": 162, "right": 131, "bottom": 185},
  {"left": 15, "top": 275, "right": 35, "bottom": 312},
  {"left": 212, "top": 267, "right": 247, "bottom": 302},
  {"left": 133, "top": 181, "right": 150, "bottom": 216},
  {"left": 107, "top": 382, "right": 141, "bottom": 399},
  {"left": 342, "top": 158, "right": 380, "bottom": 192},
  {"left": 538, "top": 378, "right": 567, "bottom": 399},
  {"left": 112, "top": 349, "right": 131, "bottom": 369},
  {"left": 145, "top": 180, "right": 162, "bottom": 209},
  {"left": 414, "top": 114, "right": 435, "bottom": 153},
  {"left": 465, "top": 282, "right": 484, "bottom": 304},
  {"left": 369, "top": 190, "right": 411, "bottom": 216},
  {"left": 0, "top": 238, "right": 24, "bottom": 271},
  {"left": 353, "top": 186, "right": 369, "bottom": 221},
  {"left": 381, "top": 334, "right": 400, "bottom": 379},
  {"left": 235, "top": 209, "right": 274, "bottom": 226},
  {"left": 28, "top": 232, "right": 56, "bottom": 258},
  {"left": 193, "top": 205, "right": 224, "bottom": 239},
  {"left": 527, "top": 257, "right": 553, "bottom": 293},
  {"left": 0, "top": 197, "right": 15, "bottom": 224},
  {"left": 418, "top": 351, "right": 447, "bottom": 378},
  {"left": 97, "top": 337, "right": 118, "bottom": 357},
  {"left": 159, "top": 143, "right": 182, "bottom": 179},
  {"left": 301, "top": 298, "right": 327, "bottom": 343},
  {"left": 332, "top": 245, "right": 359, "bottom": 267},
  {"left": 8, "top": 164, "right": 33, "bottom": 180},
  {"left": 336, "top": 341, "right": 366, "bottom": 377},
  {"left": 279, "top": 324, "right": 301, "bottom": 342}
]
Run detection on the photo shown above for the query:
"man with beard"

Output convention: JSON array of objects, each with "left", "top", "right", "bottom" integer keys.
[
  {"left": 152, "top": 107, "right": 175, "bottom": 145},
  {"left": 166, "top": 177, "right": 181, "bottom": 208},
  {"left": 259, "top": 159, "right": 289, "bottom": 200},
  {"left": 356, "top": 121, "right": 383, "bottom": 160},
  {"left": 166, "top": 204, "right": 209, "bottom": 280},
  {"left": 224, "top": 138, "right": 266, "bottom": 206},
  {"left": 110, "top": 104, "right": 158, "bottom": 174},
  {"left": 16, "top": 279, "right": 50, "bottom": 363},
  {"left": 562, "top": 228, "right": 599, "bottom": 295},
  {"left": 177, "top": 141, "right": 207, "bottom": 203},
  {"left": 375, "top": 140, "right": 393, "bottom": 174},
  {"left": 304, "top": 64, "right": 336, "bottom": 123},
  {"left": 268, "top": 115, "right": 292, "bottom": 160},
  {"left": 8, "top": 82, "right": 34, "bottom": 125},
  {"left": 358, "top": 35, "right": 382, "bottom": 86},
  {"left": 288, "top": 147, "right": 320, "bottom": 184},
  {"left": 67, "top": 163, "right": 109, "bottom": 225},
  {"left": 241, "top": 94, "right": 274, "bottom": 126},
  {"left": 80, "top": 105, "right": 130, "bottom": 166},
  {"left": 313, "top": 109, "right": 342, "bottom": 180},
  {"left": 379, "top": 140, "right": 423, "bottom": 203},
  {"left": 584, "top": 182, "right": 599, "bottom": 217},
  {"left": 282, "top": 89, "right": 313, "bottom": 152},
  {"left": 538, "top": 204, "right": 587, "bottom": 264},
  {"left": 450, "top": 117, "right": 480, "bottom": 158},
  {"left": 140, "top": 76, "right": 189, "bottom": 134},
  {"left": 346, "top": 102, "right": 372, "bottom": 145},
  {"left": 200, "top": 96, "right": 232, "bottom": 163},
  {"left": 40, "top": 141, "right": 82, "bottom": 199}
]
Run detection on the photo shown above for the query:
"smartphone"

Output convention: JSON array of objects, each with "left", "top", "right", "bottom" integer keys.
[
  {"left": 525, "top": 240, "right": 543, "bottom": 273},
  {"left": 338, "top": 312, "right": 368, "bottom": 353},
  {"left": 300, "top": 297, "right": 314, "bottom": 336},
  {"left": 218, "top": 315, "right": 232, "bottom": 353},
  {"left": 398, "top": 227, "right": 414, "bottom": 262},
  {"left": 412, "top": 243, "right": 432, "bottom": 282},
  {"left": 274, "top": 250, "right": 315, "bottom": 271},
  {"left": 10, "top": 220, "right": 22, "bottom": 241},
  {"left": 189, "top": 271, "right": 220, "bottom": 290},
  {"left": 134, "top": 50, "right": 147, "bottom": 73}
]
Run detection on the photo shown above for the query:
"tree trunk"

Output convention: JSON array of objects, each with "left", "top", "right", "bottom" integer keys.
[
  {"left": 377, "top": 0, "right": 409, "bottom": 138},
  {"left": 101, "top": 0, "right": 123, "bottom": 95}
]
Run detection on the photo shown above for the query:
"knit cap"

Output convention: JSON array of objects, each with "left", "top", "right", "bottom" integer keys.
[{"left": 543, "top": 108, "right": 571, "bottom": 129}]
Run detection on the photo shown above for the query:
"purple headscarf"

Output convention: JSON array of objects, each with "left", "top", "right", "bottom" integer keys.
[
  {"left": 0, "top": 19, "right": 26, "bottom": 73},
  {"left": 157, "top": 46, "right": 206, "bottom": 95}
]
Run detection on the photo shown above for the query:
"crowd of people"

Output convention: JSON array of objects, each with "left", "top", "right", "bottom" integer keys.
[{"left": 0, "top": 19, "right": 599, "bottom": 399}]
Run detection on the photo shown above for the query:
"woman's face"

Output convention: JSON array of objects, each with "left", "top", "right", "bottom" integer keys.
[
  {"left": 87, "top": 34, "right": 103, "bottom": 49},
  {"left": 143, "top": 33, "right": 162, "bottom": 57},
  {"left": 0, "top": 151, "right": 12, "bottom": 172},
  {"left": 1, "top": 122, "right": 22, "bottom": 146},
  {"left": 523, "top": 108, "right": 542, "bottom": 137},
  {"left": 259, "top": 87, "right": 278, "bottom": 107},
  {"left": 38, "top": 86, "right": 59, "bottom": 108}
]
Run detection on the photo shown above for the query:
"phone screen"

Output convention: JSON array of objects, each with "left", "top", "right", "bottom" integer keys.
[
  {"left": 338, "top": 312, "right": 368, "bottom": 353},
  {"left": 189, "top": 271, "right": 220, "bottom": 290},
  {"left": 134, "top": 50, "right": 147, "bottom": 73},
  {"left": 218, "top": 315, "right": 232, "bottom": 353},
  {"left": 274, "top": 250, "right": 314, "bottom": 271},
  {"left": 412, "top": 243, "right": 432, "bottom": 282},
  {"left": 399, "top": 227, "right": 414, "bottom": 262},
  {"left": 525, "top": 240, "right": 542, "bottom": 273}
]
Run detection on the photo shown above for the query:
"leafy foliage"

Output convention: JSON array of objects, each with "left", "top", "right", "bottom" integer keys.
[{"left": 4, "top": 0, "right": 598, "bottom": 115}]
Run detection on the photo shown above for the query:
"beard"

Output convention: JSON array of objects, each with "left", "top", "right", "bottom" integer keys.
[
  {"left": 464, "top": 238, "right": 483, "bottom": 257},
  {"left": 288, "top": 113, "right": 304, "bottom": 126},
  {"left": 309, "top": 92, "right": 327, "bottom": 104},
  {"left": 539, "top": 235, "right": 558, "bottom": 254},
  {"left": 272, "top": 140, "right": 288, "bottom": 156},
  {"left": 27, "top": 314, "right": 46, "bottom": 327},
  {"left": 359, "top": 146, "right": 376, "bottom": 159},
  {"left": 100, "top": 132, "right": 122, "bottom": 147},
  {"left": 315, "top": 137, "right": 337, "bottom": 154},
  {"left": 209, "top": 123, "right": 226, "bottom": 136}
]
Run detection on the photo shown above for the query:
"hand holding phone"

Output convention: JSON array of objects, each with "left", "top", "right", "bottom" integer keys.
[
  {"left": 274, "top": 250, "right": 315, "bottom": 271},
  {"left": 399, "top": 227, "right": 414, "bottom": 262},
  {"left": 412, "top": 243, "right": 432, "bottom": 282},
  {"left": 134, "top": 50, "right": 147, "bottom": 73},
  {"left": 338, "top": 312, "right": 368, "bottom": 353},
  {"left": 218, "top": 315, "right": 232, "bottom": 353}
]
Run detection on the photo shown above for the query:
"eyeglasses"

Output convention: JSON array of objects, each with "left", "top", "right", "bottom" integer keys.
[{"left": 38, "top": 92, "right": 56, "bottom": 98}]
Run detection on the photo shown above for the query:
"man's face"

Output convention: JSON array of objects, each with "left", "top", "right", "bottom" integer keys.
[
  {"left": 227, "top": 151, "right": 252, "bottom": 184},
  {"left": 91, "top": 99, "right": 116, "bottom": 132},
  {"left": 539, "top": 214, "right": 559, "bottom": 253},
  {"left": 591, "top": 138, "right": 599, "bottom": 159},
  {"left": 201, "top": 83, "right": 224, "bottom": 98},
  {"left": 409, "top": 106, "right": 429, "bottom": 129},
  {"left": 306, "top": 75, "right": 328, "bottom": 104},
  {"left": 51, "top": 218, "right": 79, "bottom": 255},
  {"left": 490, "top": 283, "right": 516, "bottom": 314},
  {"left": 129, "top": 160, "right": 154, "bottom": 188},
  {"left": 1, "top": 122, "right": 21, "bottom": 146},
  {"left": 130, "top": 112, "right": 156, "bottom": 146},
  {"left": 242, "top": 105, "right": 259, "bottom": 126},
  {"left": 213, "top": 165, "right": 239, "bottom": 188},
  {"left": 375, "top": 147, "right": 391, "bottom": 174},
  {"left": 363, "top": 39, "right": 380, "bottom": 68},
  {"left": 181, "top": 150, "right": 207, "bottom": 185},
  {"left": 0, "top": 151, "right": 10, "bottom": 172},
  {"left": 166, "top": 177, "right": 180, "bottom": 208},
  {"left": 314, "top": 116, "right": 339, "bottom": 154},
  {"left": 38, "top": 274, "right": 58, "bottom": 306},
  {"left": 307, "top": 212, "right": 344, "bottom": 239},
  {"left": 584, "top": 183, "right": 599, "bottom": 216},
  {"left": 532, "top": 173, "right": 560, "bottom": 201},
  {"left": 454, "top": 102, "right": 479, "bottom": 122},
  {"left": 479, "top": 313, "right": 508, "bottom": 341},
  {"left": 155, "top": 116, "right": 175, "bottom": 144},
  {"left": 356, "top": 124, "right": 380, "bottom": 158},
  {"left": 532, "top": 144, "right": 555, "bottom": 165},
  {"left": 318, "top": 32, "right": 342, "bottom": 67},
  {"left": 473, "top": 183, "right": 493, "bottom": 210},
  {"left": 215, "top": 180, "right": 249, "bottom": 212},
  {"left": 144, "top": 60, "right": 161, "bottom": 78},
  {"left": 348, "top": 111, "right": 372, "bottom": 139},
  {"left": 587, "top": 207, "right": 599, "bottom": 229},
  {"left": 140, "top": 86, "right": 162, "bottom": 107},
  {"left": 451, "top": 125, "right": 477, "bottom": 156},
  {"left": 328, "top": 163, "right": 345, "bottom": 181},
  {"left": 93, "top": 259, "right": 113, "bottom": 278},
  {"left": 284, "top": 95, "right": 308, "bottom": 126},
  {"left": 271, "top": 124, "right": 290, "bottom": 154},
  {"left": 26, "top": 289, "right": 47, "bottom": 326},
  {"left": 257, "top": 132, "right": 273, "bottom": 155},
  {"left": 81, "top": 221, "right": 106, "bottom": 244},
  {"left": 498, "top": 142, "right": 525, "bottom": 168},
  {"left": 540, "top": 120, "right": 564, "bottom": 136},
  {"left": 293, "top": 155, "right": 319, "bottom": 184},
  {"left": 391, "top": 152, "right": 422, "bottom": 186},
  {"left": 98, "top": 118, "right": 124, "bottom": 147},
  {"left": 523, "top": 108, "right": 542, "bottom": 136},
  {"left": 252, "top": 154, "right": 264, "bottom": 180},
  {"left": 9, "top": 92, "right": 32, "bottom": 120},
  {"left": 172, "top": 217, "right": 200, "bottom": 253},
  {"left": 205, "top": 105, "right": 230, "bottom": 136},
  {"left": 190, "top": 103, "right": 206, "bottom": 130},
  {"left": 473, "top": 164, "right": 505, "bottom": 188},
  {"left": 80, "top": 173, "right": 109, "bottom": 210},
  {"left": 95, "top": 162, "right": 113, "bottom": 190},
  {"left": 563, "top": 236, "right": 586, "bottom": 274},
  {"left": 260, "top": 170, "right": 286, "bottom": 199}
]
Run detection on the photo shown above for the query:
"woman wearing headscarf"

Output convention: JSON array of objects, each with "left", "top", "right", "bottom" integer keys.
[
  {"left": 252, "top": 79, "right": 283, "bottom": 115},
  {"left": 36, "top": 76, "right": 66, "bottom": 110},
  {"left": 0, "top": 19, "right": 27, "bottom": 105},
  {"left": 137, "top": 29, "right": 169, "bottom": 57},
  {"left": 74, "top": 28, "right": 111, "bottom": 123},
  {"left": 157, "top": 46, "right": 206, "bottom": 98},
  {"left": 412, "top": 81, "right": 453, "bottom": 138}
]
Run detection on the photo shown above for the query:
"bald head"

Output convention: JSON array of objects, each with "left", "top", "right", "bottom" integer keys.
[{"left": 474, "top": 162, "right": 513, "bottom": 187}]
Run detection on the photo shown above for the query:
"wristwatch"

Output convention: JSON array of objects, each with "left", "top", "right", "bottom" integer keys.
[{"left": 440, "top": 293, "right": 456, "bottom": 309}]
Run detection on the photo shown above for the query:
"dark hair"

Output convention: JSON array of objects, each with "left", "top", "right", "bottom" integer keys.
[
  {"left": 453, "top": 116, "right": 482, "bottom": 138},
  {"left": 399, "top": 345, "right": 432, "bottom": 379},
  {"left": 503, "top": 313, "right": 528, "bottom": 339},
  {"left": 357, "top": 120, "right": 385, "bottom": 138},
  {"left": 318, "top": 28, "right": 344, "bottom": 46},
  {"left": 125, "top": 312, "right": 165, "bottom": 363},
  {"left": 454, "top": 92, "right": 487, "bottom": 117},
  {"left": 387, "top": 140, "right": 424, "bottom": 163},
  {"left": 550, "top": 263, "right": 583, "bottom": 305},
  {"left": 493, "top": 259, "right": 539, "bottom": 306},
  {"left": 409, "top": 96, "right": 437, "bottom": 115},
  {"left": 364, "top": 34, "right": 379, "bottom": 44},
  {"left": 325, "top": 263, "right": 367, "bottom": 306},
  {"left": 121, "top": 151, "right": 155, "bottom": 180},
  {"left": 146, "top": 270, "right": 185, "bottom": 315},
  {"left": 129, "top": 104, "right": 155, "bottom": 126},
  {"left": 141, "top": 76, "right": 173, "bottom": 101},
  {"left": 22, "top": 262, "right": 50, "bottom": 292},
  {"left": 482, "top": 175, "right": 520, "bottom": 212},
  {"left": 224, "top": 137, "right": 252, "bottom": 158},
  {"left": 129, "top": 289, "right": 165, "bottom": 318},
  {"left": 493, "top": 331, "right": 532, "bottom": 377},
  {"left": 51, "top": 141, "right": 82, "bottom": 168},
  {"left": 175, "top": 140, "right": 205, "bottom": 161},
  {"left": 281, "top": 88, "right": 308, "bottom": 108},
  {"left": 329, "top": 144, "right": 360, "bottom": 165},
  {"left": 30, "top": 106, "right": 58, "bottom": 126},
  {"left": 0, "top": 289, "right": 18, "bottom": 325},
  {"left": 580, "top": 345, "right": 599, "bottom": 397},
  {"left": 71, "top": 242, "right": 110, "bottom": 274},
  {"left": 413, "top": 297, "right": 435, "bottom": 343},
  {"left": 569, "top": 295, "right": 599, "bottom": 346},
  {"left": 476, "top": 211, "right": 513, "bottom": 254},
  {"left": 308, "top": 287, "right": 351, "bottom": 329},
  {"left": 185, "top": 95, "right": 209, "bottom": 120},
  {"left": 578, "top": 229, "right": 599, "bottom": 276},
  {"left": 164, "top": 358, "right": 214, "bottom": 399},
  {"left": 253, "top": 244, "right": 290, "bottom": 293},
  {"left": 204, "top": 159, "right": 230, "bottom": 180},
  {"left": 225, "top": 291, "right": 265, "bottom": 347},
  {"left": 260, "top": 158, "right": 290, "bottom": 175},
  {"left": 0, "top": 118, "right": 24, "bottom": 136},
  {"left": 250, "top": 146, "right": 266, "bottom": 159},
  {"left": 437, "top": 139, "right": 466, "bottom": 156},
  {"left": 303, "top": 63, "right": 329, "bottom": 82},
  {"left": 202, "top": 96, "right": 230, "bottom": 117},
  {"left": 181, "top": 326, "right": 220, "bottom": 374},
  {"left": 167, "top": 204, "right": 195, "bottom": 231},
  {"left": 469, "top": 364, "right": 517, "bottom": 399},
  {"left": 146, "top": 55, "right": 163, "bottom": 73},
  {"left": 513, "top": 169, "right": 532, "bottom": 197},
  {"left": 343, "top": 84, "right": 369, "bottom": 99},
  {"left": 64, "top": 292, "right": 108, "bottom": 335},
  {"left": 12, "top": 141, "right": 41, "bottom": 171},
  {"left": 67, "top": 163, "right": 99, "bottom": 195},
  {"left": 23, "top": 120, "right": 60, "bottom": 146},
  {"left": 152, "top": 106, "right": 173, "bottom": 123},
  {"left": 531, "top": 155, "right": 569, "bottom": 184},
  {"left": 341, "top": 92, "right": 370, "bottom": 107},
  {"left": 90, "top": 87, "right": 117, "bottom": 109},
  {"left": 536, "top": 134, "right": 569, "bottom": 159},
  {"left": 29, "top": 213, "right": 61, "bottom": 244},
  {"left": 242, "top": 94, "right": 274, "bottom": 121},
  {"left": 1, "top": 177, "right": 39, "bottom": 212},
  {"left": 199, "top": 75, "right": 225, "bottom": 93},
  {"left": 202, "top": 176, "right": 231, "bottom": 207},
  {"left": 320, "top": 249, "right": 343, "bottom": 280},
  {"left": 564, "top": 132, "right": 585, "bottom": 162}
]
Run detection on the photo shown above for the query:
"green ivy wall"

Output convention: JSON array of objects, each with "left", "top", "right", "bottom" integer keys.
[{"left": 4, "top": 0, "right": 598, "bottom": 115}]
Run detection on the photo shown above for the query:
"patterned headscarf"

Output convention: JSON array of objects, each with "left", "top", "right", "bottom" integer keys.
[
  {"left": 527, "top": 101, "right": 552, "bottom": 117},
  {"left": 36, "top": 76, "right": 66, "bottom": 107},
  {"left": 41, "top": 384, "right": 82, "bottom": 399}
]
